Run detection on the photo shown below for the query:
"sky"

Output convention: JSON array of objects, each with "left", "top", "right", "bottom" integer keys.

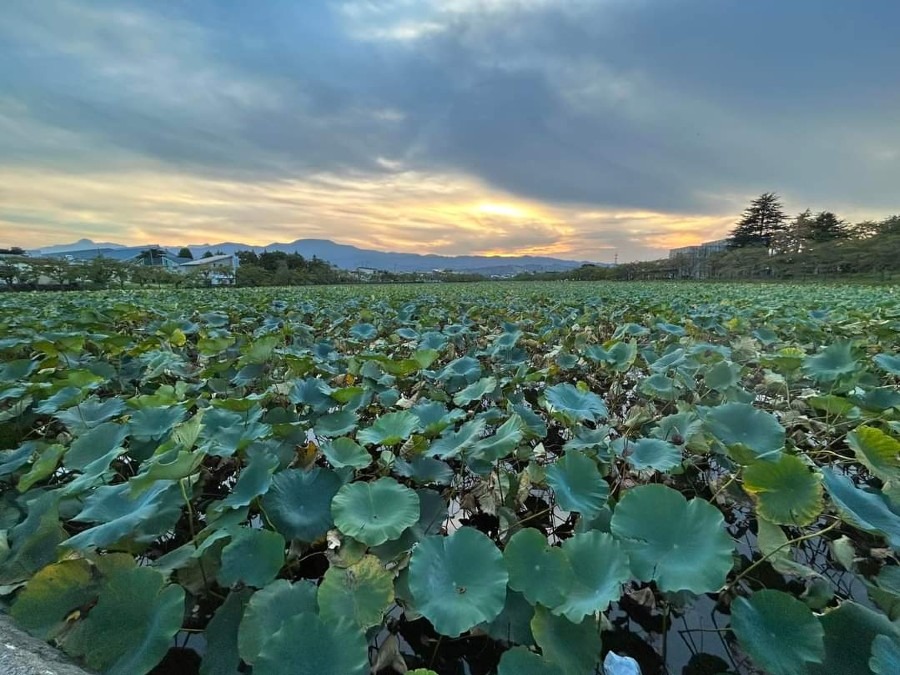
[{"left": 1, "top": 1, "right": 898, "bottom": 262}]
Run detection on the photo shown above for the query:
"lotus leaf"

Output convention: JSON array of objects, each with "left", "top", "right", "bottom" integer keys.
[
  {"left": 504, "top": 528, "right": 574, "bottom": 608},
  {"left": 625, "top": 438, "right": 682, "bottom": 472},
  {"left": 317, "top": 555, "right": 394, "bottom": 628},
  {"left": 543, "top": 383, "right": 608, "bottom": 423},
  {"left": 847, "top": 425, "right": 900, "bottom": 483},
  {"left": 743, "top": 453, "right": 824, "bottom": 526},
  {"left": 332, "top": 477, "right": 420, "bottom": 545},
  {"left": 357, "top": 411, "right": 421, "bottom": 446},
  {"left": 822, "top": 467, "right": 900, "bottom": 550},
  {"left": 610, "top": 484, "right": 733, "bottom": 593},
  {"left": 545, "top": 451, "right": 609, "bottom": 520},
  {"left": 261, "top": 467, "right": 342, "bottom": 542},
  {"left": 254, "top": 613, "right": 369, "bottom": 675},
  {"left": 408, "top": 526, "right": 508, "bottom": 637},
  {"left": 731, "top": 589, "right": 825, "bottom": 675},
  {"left": 700, "top": 402, "right": 785, "bottom": 462},
  {"left": 218, "top": 528, "right": 285, "bottom": 588},
  {"left": 531, "top": 606, "right": 601, "bottom": 675},
  {"left": 237, "top": 579, "right": 318, "bottom": 664},
  {"left": 553, "top": 531, "right": 629, "bottom": 622}
]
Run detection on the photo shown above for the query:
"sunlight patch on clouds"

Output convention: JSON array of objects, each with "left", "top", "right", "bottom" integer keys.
[{"left": 0, "top": 166, "right": 732, "bottom": 261}]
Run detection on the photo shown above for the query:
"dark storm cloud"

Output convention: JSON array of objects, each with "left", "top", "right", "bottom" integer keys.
[{"left": 0, "top": 0, "right": 898, "bottom": 239}]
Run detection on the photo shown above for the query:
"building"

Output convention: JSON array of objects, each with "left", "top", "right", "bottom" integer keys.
[
  {"left": 179, "top": 254, "right": 237, "bottom": 285},
  {"left": 668, "top": 239, "right": 729, "bottom": 279}
]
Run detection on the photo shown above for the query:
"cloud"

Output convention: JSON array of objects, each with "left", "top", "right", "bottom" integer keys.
[{"left": 0, "top": 0, "right": 898, "bottom": 259}]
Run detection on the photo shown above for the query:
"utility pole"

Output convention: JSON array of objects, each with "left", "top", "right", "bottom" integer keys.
[{"left": 614, "top": 252, "right": 618, "bottom": 266}]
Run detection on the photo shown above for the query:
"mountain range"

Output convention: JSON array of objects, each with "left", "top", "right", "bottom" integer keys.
[{"left": 32, "top": 238, "right": 600, "bottom": 275}]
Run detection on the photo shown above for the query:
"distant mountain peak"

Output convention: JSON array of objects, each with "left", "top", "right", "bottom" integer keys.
[{"left": 33, "top": 237, "right": 598, "bottom": 274}]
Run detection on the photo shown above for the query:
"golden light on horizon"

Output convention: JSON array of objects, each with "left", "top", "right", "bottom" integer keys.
[{"left": 474, "top": 202, "right": 533, "bottom": 219}]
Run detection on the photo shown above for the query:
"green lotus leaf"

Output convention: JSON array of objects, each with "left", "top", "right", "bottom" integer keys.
[
  {"left": 238, "top": 579, "right": 318, "bottom": 664},
  {"left": 255, "top": 613, "right": 369, "bottom": 675},
  {"left": 214, "top": 448, "right": 279, "bottom": 511},
  {"left": 357, "top": 411, "right": 421, "bottom": 446},
  {"left": 412, "top": 401, "right": 466, "bottom": 437},
  {"left": 393, "top": 455, "right": 453, "bottom": 485},
  {"left": 408, "top": 527, "right": 508, "bottom": 637},
  {"left": 331, "top": 477, "right": 419, "bottom": 546},
  {"left": 129, "top": 405, "right": 187, "bottom": 441},
  {"left": 63, "top": 567, "right": 185, "bottom": 675},
  {"left": 610, "top": 484, "right": 733, "bottom": 593},
  {"left": 704, "top": 360, "right": 742, "bottom": 391},
  {"left": 370, "top": 488, "right": 446, "bottom": 561},
  {"left": 651, "top": 412, "right": 702, "bottom": 446},
  {"left": 321, "top": 437, "right": 372, "bottom": 469},
  {"left": 64, "top": 480, "right": 184, "bottom": 550},
  {"left": 871, "top": 634, "right": 900, "bottom": 674},
  {"left": 554, "top": 531, "right": 629, "bottom": 622},
  {"left": 625, "top": 438, "right": 682, "bottom": 472},
  {"left": 822, "top": 467, "right": 900, "bottom": 550},
  {"left": 428, "top": 418, "right": 486, "bottom": 459},
  {"left": 803, "top": 341, "right": 858, "bottom": 382},
  {"left": 743, "top": 453, "right": 823, "bottom": 526},
  {"left": 200, "top": 588, "right": 252, "bottom": 675},
  {"left": 65, "top": 422, "right": 128, "bottom": 470},
  {"left": 54, "top": 396, "right": 127, "bottom": 433},
  {"left": 808, "top": 394, "right": 860, "bottom": 418},
  {"left": 809, "top": 601, "right": 900, "bottom": 675},
  {"left": 453, "top": 376, "right": 498, "bottom": 406},
  {"left": 498, "top": 647, "right": 564, "bottom": 675},
  {"left": 218, "top": 528, "right": 285, "bottom": 588},
  {"left": 756, "top": 519, "right": 818, "bottom": 577},
  {"left": 17, "top": 444, "right": 64, "bottom": 492},
  {"left": 847, "top": 426, "right": 900, "bottom": 483},
  {"left": 531, "top": 605, "right": 601, "bottom": 675},
  {"left": 731, "top": 589, "right": 825, "bottom": 675},
  {"left": 317, "top": 555, "right": 394, "bottom": 628},
  {"left": 0, "top": 442, "right": 37, "bottom": 477},
  {"left": 11, "top": 559, "right": 97, "bottom": 639},
  {"left": 482, "top": 589, "right": 535, "bottom": 646},
  {"left": 543, "top": 383, "right": 608, "bottom": 423},
  {"left": 700, "top": 402, "right": 785, "bottom": 462},
  {"left": 0, "top": 492, "right": 67, "bottom": 584},
  {"left": 469, "top": 415, "right": 524, "bottom": 464},
  {"left": 504, "top": 528, "right": 574, "bottom": 608},
  {"left": 874, "top": 353, "right": 900, "bottom": 376},
  {"left": 261, "top": 467, "right": 342, "bottom": 542},
  {"left": 545, "top": 451, "right": 609, "bottom": 520},
  {"left": 129, "top": 448, "right": 206, "bottom": 496},
  {"left": 639, "top": 373, "right": 677, "bottom": 399},
  {"left": 315, "top": 409, "right": 360, "bottom": 437},
  {"left": 350, "top": 322, "right": 377, "bottom": 340}
]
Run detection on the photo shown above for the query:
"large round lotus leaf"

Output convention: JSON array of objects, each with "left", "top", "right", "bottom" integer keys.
[
  {"left": 731, "top": 589, "right": 825, "bottom": 675},
  {"left": 238, "top": 579, "right": 318, "bottom": 664},
  {"left": 11, "top": 559, "right": 96, "bottom": 639},
  {"left": 610, "top": 484, "right": 733, "bottom": 593},
  {"left": 543, "top": 383, "right": 608, "bottom": 423},
  {"left": 871, "top": 634, "right": 900, "bottom": 674},
  {"left": 848, "top": 426, "right": 900, "bottom": 483},
  {"left": 201, "top": 587, "right": 253, "bottom": 675},
  {"left": 332, "top": 477, "right": 420, "bottom": 546},
  {"left": 700, "top": 402, "right": 784, "bottom": 462},
  {"left": 554, "top": 531, "right": 629, "bottom": 622},
  {"left": 545, "top": 451, "right": 609, "bottom": 520},
  {"left": 408, "top": 526, "right": 508, "bottom": 637},
  {"left": 504, "top": 528, "right": 574, "bottom": 608},
  {"left": 531, "top": 605, "right": 601, "bottom": 675},
  {"left": 743, "top": 453, "right": 823, "bottom": 526},
  {"left": 498, "top": 647, "right": 564, "bottom": 675},
  {"left": 802, "top": 341, "right": 858, "bottom": 382},
  {"left": 217, "top": 528, "right": 285, "bottom": 588},
  {"left": 821, "top": 467, "right": 900, "bottom": 550},
  {"left": 626, "top": 438, "right": 682, "bottom": 472},
  {"left": 62, "top": 567, "right": 185, "bottom": 675},
  {"left": 261, "top": 467, "right": 342, "bottom": 542},
  {"left": 357, "top": 411, "right": 421, "bottom": 446},
  {"left": 809, "top": 601, "right": 900, "bottom": 675},
  {"left": 254, "top": 612, "right": 368, "bottom": 675},
  {"left": 317, "top": 555, "right": 394, "bottom": 628}
]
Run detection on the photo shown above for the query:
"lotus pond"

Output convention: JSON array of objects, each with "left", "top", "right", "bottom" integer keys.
[{"left": 0, "top": 281, "right": 899, "bottom": 675}]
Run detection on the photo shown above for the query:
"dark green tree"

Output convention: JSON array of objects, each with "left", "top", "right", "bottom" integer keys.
[
  {"left": 728, "top": 192, "right": 787, "bottom": 249},
  {"left": 807, "top": 211, "right": 849, "bottom": 242},
  {"left": 177, "top": 247, "right": 194, "bottom": 260}
]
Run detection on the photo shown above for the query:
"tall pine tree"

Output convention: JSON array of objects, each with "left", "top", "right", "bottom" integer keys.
[
  {"left": 806, "top": 211, "right": 849, "bottom": 242},
  {"left": 728, "top": 192, "right": 787, "bottom": 249}
]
